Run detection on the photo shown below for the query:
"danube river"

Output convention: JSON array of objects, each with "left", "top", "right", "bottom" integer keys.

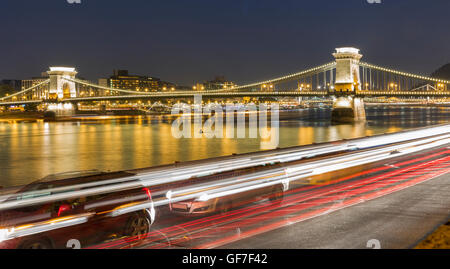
[{"left": 0, "top": 106, "right": 449, "bottom": 188}]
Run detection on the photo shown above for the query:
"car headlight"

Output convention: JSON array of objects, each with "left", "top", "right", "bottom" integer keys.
[
  {"left": 197, "top": 194, "right": 210, "bottom": 202},
  {"left": 0, "top": 228, "right": 11, "bottom": 243}
]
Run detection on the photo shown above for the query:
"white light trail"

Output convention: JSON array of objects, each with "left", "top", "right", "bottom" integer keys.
[{"left": 0, "top": 125, "right": 448, "bottom": 211}]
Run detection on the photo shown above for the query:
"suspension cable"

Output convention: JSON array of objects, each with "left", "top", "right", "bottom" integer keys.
[
  {"left": 234, "top": 62, "right": 336, "bottom": 90},
  {"left": 360, "top": 62, "right": 450, "bottom": 84},
  {"left": 0, "top": 79, "right": 50, "bottom": 101}
]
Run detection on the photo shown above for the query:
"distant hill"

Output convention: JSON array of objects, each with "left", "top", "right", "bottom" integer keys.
[{"left": 431, "top": 63, "right": 450, "bottom": 80}]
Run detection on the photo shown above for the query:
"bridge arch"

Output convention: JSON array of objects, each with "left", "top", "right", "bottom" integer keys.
[{"left": 62, "top": 82, "right": 72, "bottom": 99}]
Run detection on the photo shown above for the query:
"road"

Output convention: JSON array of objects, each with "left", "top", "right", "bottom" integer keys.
[
  {"left": 90, "top": 144, "right": 450, "bottom": 249},
  {"left": 222, "top": 171, "right": 450, "bottom": 249}
]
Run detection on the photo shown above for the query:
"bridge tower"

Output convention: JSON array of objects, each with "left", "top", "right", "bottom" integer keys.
[
  {"left": 331, "top": 47, "right": 366, "bottom": 123},
  {"left": 47, "top": 67, "right": 78, "bottom": 100},
  {"left": 45, "top": 67, "right": 78, "bottom": 118}
]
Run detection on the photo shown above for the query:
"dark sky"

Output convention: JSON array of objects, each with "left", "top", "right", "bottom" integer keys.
[{"left": 1, "top": 0, "right": 449, "bottom": 86}]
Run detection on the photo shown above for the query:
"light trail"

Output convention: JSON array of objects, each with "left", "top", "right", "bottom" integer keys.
[
  {"left": 0, "top": 126, "right": 449, "bottom": 246},
  {"left": 195, "top": 159, "right": 450, "bottom": 249},
  {"left": 1, "top": 124, "right": 448, "bottom": 210},
  {"left": 166, "top": 157, "right": 450, "bottom": 249},
  {"left": 90, "top": 148, "right": 450, "bottom": 249}
]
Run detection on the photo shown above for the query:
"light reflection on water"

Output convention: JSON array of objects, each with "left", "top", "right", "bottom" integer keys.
[{"left": 0, "top": 107, "right": 448, "bottom": 188}]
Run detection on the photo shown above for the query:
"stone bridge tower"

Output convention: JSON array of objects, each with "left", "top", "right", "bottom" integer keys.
[
  {"left": 47, "top": 67, "right": 78, "bottom": 100},
  {"left": 331, "top": 48, "right": 366, "bottom": 123},
  {"left": 45, "top": 67, "right": 78, "bottom": 118}
]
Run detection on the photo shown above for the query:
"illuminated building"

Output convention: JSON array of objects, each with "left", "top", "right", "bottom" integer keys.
[
  {"left": 99, "top": 70, "right": 176, "bottom": 93},
  {"left": 195, "top": 76, "right": 236, "bottom": 91}
]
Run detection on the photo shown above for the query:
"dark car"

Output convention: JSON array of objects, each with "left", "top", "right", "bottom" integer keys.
[{"left": 0, "top": 170, "right": 155, "bottom": 249}]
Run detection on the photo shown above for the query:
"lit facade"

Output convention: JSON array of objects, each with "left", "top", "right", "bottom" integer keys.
[
  {"left": 195, "top": 76, "right": 237, "bottom": 91},
  {"left": 99, "top": 70, "right": 176, "bottom": 93}
]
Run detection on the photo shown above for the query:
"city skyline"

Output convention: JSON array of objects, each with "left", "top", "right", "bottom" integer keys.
[{"left": 1, "top": 0, "right": 449, "bottom": 85}]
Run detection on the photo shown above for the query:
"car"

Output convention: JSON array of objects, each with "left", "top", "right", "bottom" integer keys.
[
  {"left": 0, "top": 170, "right": 155, "bottom": 249},
  {"left": 170, "top": 184, "right": 285, "bottom": 216},
  {"left": 169, "top": 166, "right": 286, "bottom": 216}
]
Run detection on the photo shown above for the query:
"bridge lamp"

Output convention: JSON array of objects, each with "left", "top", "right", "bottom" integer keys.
[{"left": 193, "top": 86, "right": 197, "bottom": 90}]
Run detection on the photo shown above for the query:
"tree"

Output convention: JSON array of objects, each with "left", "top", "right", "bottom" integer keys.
[{"left": 0, "top": 84, "right": 15, "bottom": 97}]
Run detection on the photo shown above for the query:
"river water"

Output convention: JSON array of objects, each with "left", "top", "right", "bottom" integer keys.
[{"left": 0, "top": 106, "right": 449, "bottom": 188}]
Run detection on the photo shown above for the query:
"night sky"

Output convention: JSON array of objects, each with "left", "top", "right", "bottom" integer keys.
[{"left": 1, "top": 0, "right": 449, "bottom": 86}]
